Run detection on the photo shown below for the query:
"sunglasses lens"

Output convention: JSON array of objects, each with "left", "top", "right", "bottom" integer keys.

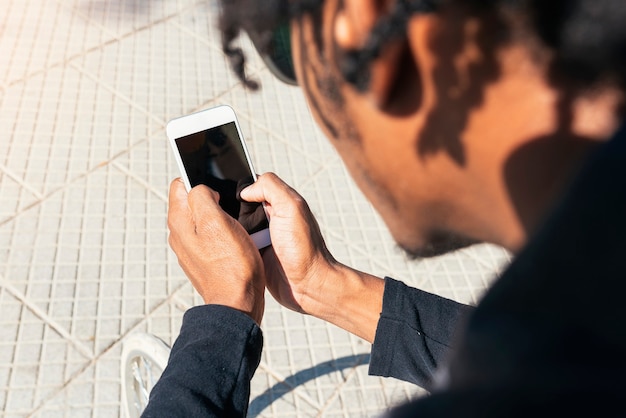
[
  {"left": 248, "top": 23, "right": 297, "bottom": 86},
  {"left": 272, "top": 23, "right": 296, "bottom": 84},
  {"left": 268, "top": 24, "right": 296, "bottom": 84}
]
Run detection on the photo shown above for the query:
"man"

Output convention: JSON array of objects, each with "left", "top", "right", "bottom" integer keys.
[{"left": 143, "top": 0, "right": 626, "bottom": 416}]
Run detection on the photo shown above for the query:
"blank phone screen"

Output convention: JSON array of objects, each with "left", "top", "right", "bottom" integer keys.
[{"left": 175, "top": 122, "right": 269, "bottom": 234}]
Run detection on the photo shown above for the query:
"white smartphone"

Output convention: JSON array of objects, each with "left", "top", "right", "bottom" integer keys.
[{"left": 166, "top": 105, "right": 271, "bottom": 249}]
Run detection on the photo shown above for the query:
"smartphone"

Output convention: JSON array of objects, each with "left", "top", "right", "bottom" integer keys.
[{"left": 166, "top": 105, "right": 271, "bottom": 249}]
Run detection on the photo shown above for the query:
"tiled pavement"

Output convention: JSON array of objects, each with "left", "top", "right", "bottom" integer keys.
[{"left": 0, "top": 0, "right": 511, "bottom": 416}]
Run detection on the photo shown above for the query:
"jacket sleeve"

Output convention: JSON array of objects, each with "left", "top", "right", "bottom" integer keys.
[
  {"left": 368, "top": 277, "right": 473, "bottom": 389},
  {"left": 142, "top": 304, "right": 263, "bottom": 417}
]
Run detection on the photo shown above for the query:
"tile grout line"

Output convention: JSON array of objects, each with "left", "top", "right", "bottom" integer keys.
[
  {"left": 59, "top": 0, "right": 208, "bottom": 42},
  {"left": 0, "top": 278, "right": 20, "bottom": 414},
  {"left": 439, "top": 255, "right": 463, "bottom": 303},
  {"left": 111, "top": 161, "right": 168, "bottom": 202},
  {"left": 8, "top": 0, "right": 202, "bottom": 91},
  {"left": 315, "top": 353, "right": 371, "bottom": 417},
  {"left": 91, "top": 163, "right": 120, "bottom": 383},
  {"left": 0, "top": 0, "right": 14, "bottom": 55},
  {"left": 29, "top": 146, "right": 93, "bottom": 406},
  {"left": 296, "top": 153, "right": 341, "bottom": 191},
  {"left": 324, "top": 228, "right": 404, "bottom": 276},
  {"left": 0, "top": 278, "right": 94, "bottom": 359},
  {"left": 2, "top": 0, "right": 33, "bottom": 90},
  {"left": 0, "top": 129, "right": 162, "bottom": 230},
  {"left": 457, "top": 246, "right": 508, "bottom": 271},
  {"left": 0, "top": 163, "right": 45, "bottom": 200},
  {"left": 182, "top": 66, "right": 268, "bottom": 117},
  {"left": 254, "top": 362, "right": 323, "bottom": 411},
  {"left": 276, "top": 304, "right": 308, "bottom": 412},
  {"left": 4, "top": 12, "right": 121, "bottom": 92},
  {"left": 233, "top": 113, "right": 327, "bottom": 191},
  {"left": 59, "top": 0, "right": 217, "bottom": 124},
  {"left": 169, "top": 9, "right": 220, "bottom": 52},
  {"left": 51, "top": 0, "right": 120, "bottom": 45},
  {"left": 239, "top": 109, "right": 333, "bottom": 169},
  {"left": 69, "top": 61, "right": 167, "bottom": 128},
  {"left": 301, "top": 315, "right": 327, "bottom": 411},
  {"left": 169, "top": 5, "right": 265, "bottom": 75}
]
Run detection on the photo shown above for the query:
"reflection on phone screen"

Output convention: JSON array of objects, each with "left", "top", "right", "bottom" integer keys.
[{"left": 175, "top": 122, "right": 269, "bottom": 234}]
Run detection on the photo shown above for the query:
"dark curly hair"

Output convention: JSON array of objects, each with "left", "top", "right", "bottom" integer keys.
[{"left": 218, "top": 0, "right": 626, "bottom": 91}]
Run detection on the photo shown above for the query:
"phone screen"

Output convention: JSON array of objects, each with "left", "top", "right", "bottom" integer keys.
[{"left": 175, "top": 122, "right": 269, "bottom": 234}]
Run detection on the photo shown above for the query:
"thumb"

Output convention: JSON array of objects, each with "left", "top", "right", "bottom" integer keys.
[
  {"left": 169, "top": 178, "right": 190, "bottom": 214},
  {"left": 168, "top": 178, "right": 194, "bottom": 236},
  {"left": 239, "top": 172, "right": 293, "bottom": 204},
  {"left": 238, "top": 178, "right": 265, "bottom": 203}
]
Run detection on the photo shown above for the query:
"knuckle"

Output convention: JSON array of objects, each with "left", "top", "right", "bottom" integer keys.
[
  {"left": 188, "top": 184, "right": 203, "bottom": 199},
  {"left": 292, "top": 193, "right": 307, "bottom": 209},
  {"left": 263, "top": 172, "right": 278, "bottom": 185},
  {"left": 207, "top": 188, "right": 220, "bottom": 201},
  {"left": 167, "top": 233, "right": 178, "bottom": 251}
]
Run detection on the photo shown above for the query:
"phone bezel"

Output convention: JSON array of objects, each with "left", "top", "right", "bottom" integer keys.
[{"left": 166, "top": 105, "right": 271, "bottom": 249}]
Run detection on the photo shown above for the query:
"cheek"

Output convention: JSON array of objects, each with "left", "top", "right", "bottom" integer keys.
[{"left": 340, "top": 139, "right": 443, "bottom": 250}]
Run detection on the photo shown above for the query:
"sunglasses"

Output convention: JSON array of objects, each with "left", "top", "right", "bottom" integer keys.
[{"left": 250, "top": 23, "right": 297, "bottom": 86}]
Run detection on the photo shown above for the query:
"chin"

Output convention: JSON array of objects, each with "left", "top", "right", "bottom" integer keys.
[{"left": 398, "top": 230, "right": 479, "bottom": 260}]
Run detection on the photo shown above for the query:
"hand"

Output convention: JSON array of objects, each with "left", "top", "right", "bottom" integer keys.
[
  {"left": 239, "top": 173, "right": 337, "bottom": 314},
  {"left": 168, "top": 179, "right": 265, "bottom": 324},
  {"left": 241, "top": 173, "right": 385, "bottom": 343}
]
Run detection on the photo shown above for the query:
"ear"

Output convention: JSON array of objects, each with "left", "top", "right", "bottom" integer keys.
[
  {"left": 334, "top": 0, "right": 411, "bottom": 110},
  {"left": 334, "top": 0, "right": 379, "bottom": 49}
]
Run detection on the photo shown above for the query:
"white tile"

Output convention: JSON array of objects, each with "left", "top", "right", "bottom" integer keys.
[
  {"left": 249, "top": 369, "right": 320, "bottom": 418},
  {"left": 220, "top": 70, "right": 339, "bottom": 167},
  {"left": 0, "top": 0, "right": 118, "bottom": 86},
  {"left": 321, "top": 363, "right": 426, "bottom": 417},
  {"left": 112, "top": 129, "right": 180, "bottom": 201},
  {"left": 0, "top": 288, "right": 91, "bottom": 414},
  {"left": 65, "top": 0, "right": 199, "bottom": 38},
  {"left": 237, "top": 112, "right": 328, "bottom": 190},
  {"left": 73, "top": 18, "right": 245, "bottom": 124},
  {"left": 30, "top": 344, "right": 123, "bottom": 418},
  {"left": 0, "top": 66, "right": 160, "bottom": 196},
  {"left": 0, "top": 164, "right": 185, "bottom": 356},
  {"left": 172, "top": 0, "right": 266, "bottom": 73},
  {"left": 0, "top": 169, "right": 41, "bottom": 224}
]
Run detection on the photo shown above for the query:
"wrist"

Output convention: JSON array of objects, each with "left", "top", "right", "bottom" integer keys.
[
  {"left": 203, "top": 294, "right": 265, "bottom": 325},
  {"left": 299, "top": 261, "right": 384, "bottom": 343},
  {"left": 200, "top": 272, "right": 266, "bottom": 325}
]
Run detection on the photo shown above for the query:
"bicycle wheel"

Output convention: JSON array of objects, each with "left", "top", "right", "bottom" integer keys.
[{"left": 121, "top": 333, "right": 171, "bottom": 418}]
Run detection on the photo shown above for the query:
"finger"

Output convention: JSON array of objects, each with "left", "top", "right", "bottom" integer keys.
[
  {"left": 239, "top": 172, "right": 299, "bottom": 206},
  {"left": 236, "top": 176, "right": 255, "bottom": 201}
]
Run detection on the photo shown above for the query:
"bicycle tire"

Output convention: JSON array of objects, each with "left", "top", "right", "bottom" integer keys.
[{"left": 121, "top": 333, "right": 171, "bottom": 418}]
